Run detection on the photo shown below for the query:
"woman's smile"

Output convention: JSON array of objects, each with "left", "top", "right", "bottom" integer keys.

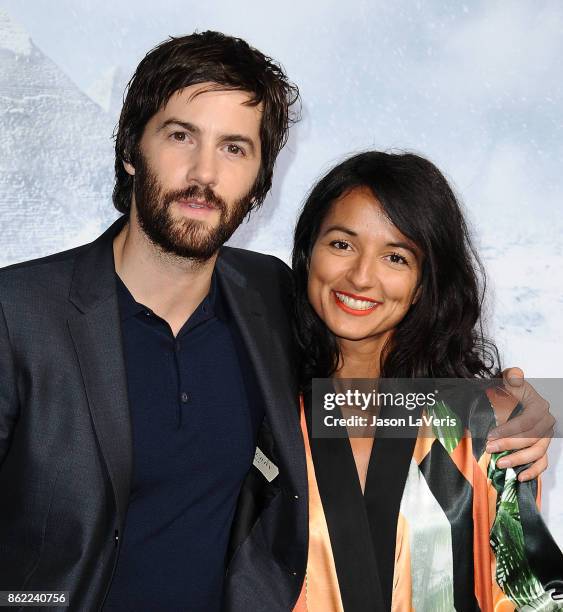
[{"left": 333, "top": 290, "right": 382, "bottom": 315}]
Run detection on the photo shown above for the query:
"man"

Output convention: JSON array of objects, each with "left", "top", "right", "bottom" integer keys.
[{"left": 0, "top": 31, "right": 554, "bottom": 612}]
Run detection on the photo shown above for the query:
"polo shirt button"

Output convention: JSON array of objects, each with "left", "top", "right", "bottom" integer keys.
[{"left": 180, "top": 392, "right": 189, "bottom": 404}]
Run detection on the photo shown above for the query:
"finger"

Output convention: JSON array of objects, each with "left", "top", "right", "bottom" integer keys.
[
  {"left": 502, "top": 366, "right": 524, "bottom": 388},
  {"left": 496, "top": 372, "right": 546, "bottom": 422},
  {"left": 518, "top": 454, "right": 548, "bottom": 482},
  {"left": 486, "top": 421, "right": 554, "bottom": 454},
  {"left": 494, "top": 435, "right": 551, "bottom": 469},
  {"left": 487, "top": 436, "right": 537, "bottom": 455},
  {"left": 517, "top": 414, "right": 556, "bottom": 441},
  {"left": 488, "top": 406, "right": 551, "bottom": 441}
]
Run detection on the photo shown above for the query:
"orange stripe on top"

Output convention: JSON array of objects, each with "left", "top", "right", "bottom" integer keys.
[
  {"left": 412, "top": 424, "right": 435, "bottom": 465},
  {"left": 472, "top": 443, "right": 496, "bottom": 612},
  {"left": 294, "top": 399, "right": 344, "bottom": 612},
  {"left": 440, "top": 434, "right": 497, "bottom": 612}
]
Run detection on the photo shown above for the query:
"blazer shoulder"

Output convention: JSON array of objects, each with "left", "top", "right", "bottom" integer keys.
[
  {"left": 219, "top": 246, "right": 292, "bottom": 282},
  {"left": 0, "top": 243, "right": 87, "bottom": 301}
]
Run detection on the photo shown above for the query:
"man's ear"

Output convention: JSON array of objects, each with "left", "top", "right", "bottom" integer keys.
[{"left": 123, "top": 159, "right": 135, "bottom": 176}]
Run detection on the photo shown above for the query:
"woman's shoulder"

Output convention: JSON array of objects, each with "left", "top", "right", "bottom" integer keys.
[{"left": 436, "top": 380, "right": 520, "bottom": 434}]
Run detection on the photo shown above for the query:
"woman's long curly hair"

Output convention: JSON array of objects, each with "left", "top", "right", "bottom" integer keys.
[{"left": 292, "top": 151, "right": 500, "bottom": 389}]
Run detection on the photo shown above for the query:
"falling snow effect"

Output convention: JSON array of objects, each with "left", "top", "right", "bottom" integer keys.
[{"left": 0, "top": 2, "right": 561, "bottom": 545}]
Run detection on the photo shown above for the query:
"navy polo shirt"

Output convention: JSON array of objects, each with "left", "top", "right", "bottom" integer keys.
[{"left": 103, "top": 273, "right": 262, "bottom": 612}]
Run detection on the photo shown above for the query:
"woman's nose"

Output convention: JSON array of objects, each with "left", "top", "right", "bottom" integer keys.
[{"left": 345, "top": 255, "right": 378, "bottom": 292}]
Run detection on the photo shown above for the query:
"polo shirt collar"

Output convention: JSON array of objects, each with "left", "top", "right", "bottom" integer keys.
[{"left": 115, "top": 270, "right": 225, "bottom": 324}]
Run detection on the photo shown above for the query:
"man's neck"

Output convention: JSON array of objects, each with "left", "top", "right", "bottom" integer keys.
[{"left": 113, "top": 217, "right": 218, "bottom": 337}]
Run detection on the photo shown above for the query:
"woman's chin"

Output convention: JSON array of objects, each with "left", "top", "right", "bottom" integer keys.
[{"left": 332, "top": 327, "right": 386, "bottom": 344}]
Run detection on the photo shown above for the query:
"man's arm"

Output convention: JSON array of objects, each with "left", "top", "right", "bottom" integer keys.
[
  {"left": 485, "top": 367, "right": 555, "bottom": 482},
  {"left": 0, "top": 302, "right": 19, "bottom": 467}
]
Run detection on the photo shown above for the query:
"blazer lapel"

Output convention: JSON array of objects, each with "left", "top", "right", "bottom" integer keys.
[
  {"left": 216, "top": 255, "right": 305, "bottom": 495},
  {"left": 67, "top": 218, "right": 132, "bottom": 525}
]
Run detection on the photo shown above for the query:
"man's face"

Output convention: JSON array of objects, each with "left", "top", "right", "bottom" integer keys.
[{"left": 124, "top": 83, "right": 263, "bottom": 261}]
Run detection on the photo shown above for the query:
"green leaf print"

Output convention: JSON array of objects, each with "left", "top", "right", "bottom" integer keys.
[
  {"left": 426, "top": 400, "right": 465, "bottom": 453},
  {"left": 489, "top": 454, "right": 561, "bottom": 610}
]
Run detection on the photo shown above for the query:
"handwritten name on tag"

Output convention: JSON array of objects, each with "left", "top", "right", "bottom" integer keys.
[{"left": 253, "top": 447, "right": 279, "bottom": 482}]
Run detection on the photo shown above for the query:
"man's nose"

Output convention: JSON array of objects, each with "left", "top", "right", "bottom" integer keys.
[{"left": 188, "top": 144, "right": 218, "bottom": 187}]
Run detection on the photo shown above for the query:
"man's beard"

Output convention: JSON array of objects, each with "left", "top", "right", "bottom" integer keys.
[{"left": 133, "top": 152, "right": 253, "bottom": 262}]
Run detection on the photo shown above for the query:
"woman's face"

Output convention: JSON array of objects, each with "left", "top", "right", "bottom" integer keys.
[{"left": 307, "top": 187, "right": 422, "bottom": 347}]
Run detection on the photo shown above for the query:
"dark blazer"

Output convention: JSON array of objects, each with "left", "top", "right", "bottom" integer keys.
[{"left": 0, "top": 218, "right": 308, "bottom": 611}]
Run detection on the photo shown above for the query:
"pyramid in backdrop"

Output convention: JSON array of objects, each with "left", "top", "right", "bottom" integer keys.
[
  {"left": 86, "top": 65, "right": 130, "bottom": 122},
  {"left": 0, "top": 9, "right": 118, "bottom": 265}
]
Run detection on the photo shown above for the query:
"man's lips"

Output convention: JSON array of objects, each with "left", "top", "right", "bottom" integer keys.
[
  {"left": 176, "top": 198, "right": 217, "bottom": 210},
  {"left": 333, "top": 290, "right": 382, "bottom": 316}
]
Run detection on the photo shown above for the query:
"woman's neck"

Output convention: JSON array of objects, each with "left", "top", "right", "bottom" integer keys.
[
  {"left": 335, "top": 333, "right": 391, "bottom": 379},
  {"left": 334, "top": 335, "right": 393, "bottom": 494}
]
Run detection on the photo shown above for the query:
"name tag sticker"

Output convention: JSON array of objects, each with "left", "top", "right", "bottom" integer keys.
[{"left": 253, "top": 447, "right": 279, "bottom": 482}]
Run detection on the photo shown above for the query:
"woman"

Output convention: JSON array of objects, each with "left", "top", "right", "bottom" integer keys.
[{"left": 291, "top": 152, "right": 563, "bottom": 611}]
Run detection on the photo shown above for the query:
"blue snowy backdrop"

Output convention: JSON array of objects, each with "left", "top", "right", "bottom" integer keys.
[{"left": 1, "top": 1, "right": 561, "bottom": 544}]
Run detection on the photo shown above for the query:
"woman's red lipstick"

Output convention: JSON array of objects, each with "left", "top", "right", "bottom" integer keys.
[{"left": 332, "top": 290, "right": 381, "bottom": 316}]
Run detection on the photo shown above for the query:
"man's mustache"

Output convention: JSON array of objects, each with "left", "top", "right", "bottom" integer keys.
[{"left": 162, "top": 184, "right": 226, "bottom": 211}]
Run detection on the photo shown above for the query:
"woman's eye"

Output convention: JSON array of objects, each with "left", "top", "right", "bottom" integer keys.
[
  {"left": 388, "top": 252, "right": 408, "bottom": 265},
  {"left": 330, "top": 240, "right": 351, "bottom": 251}
]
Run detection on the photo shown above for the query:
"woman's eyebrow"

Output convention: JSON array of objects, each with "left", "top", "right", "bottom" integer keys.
[
  {"left": 321, "top": 225, "right": 357, "bottom": 237},
  {"left": 386, "top": 241, "right": 419, "bottom": 257}
]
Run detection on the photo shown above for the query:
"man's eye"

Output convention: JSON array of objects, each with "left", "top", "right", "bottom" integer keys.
[
  {"left": 171, "top": 132, "right": 187, "bottom": 142},
  {"left": 226, "top": 144, "right": 244, "bottom": 156}
]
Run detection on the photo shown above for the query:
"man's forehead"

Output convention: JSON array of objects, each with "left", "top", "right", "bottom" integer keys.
[{"left": 164, "top": 83, "right": 261, "bottom": 111}]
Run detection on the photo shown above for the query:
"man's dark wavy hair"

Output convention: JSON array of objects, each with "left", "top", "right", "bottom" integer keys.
[
  {"left": 292, "top": 151, "right": 500, "bottom": 387},
  {"left": 113, "top": 31, "right": 300, "bottom": 214}
]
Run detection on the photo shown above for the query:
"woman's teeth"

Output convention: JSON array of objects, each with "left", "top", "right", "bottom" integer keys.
[{"left": 335, "top": 292, "right": 378, "bottom": 311}]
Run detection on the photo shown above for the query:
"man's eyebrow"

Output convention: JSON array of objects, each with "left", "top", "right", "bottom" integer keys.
[
  {"left": 157, "top": 119, "right": 200, "bottom": 134},
  {"left": 321, "top": 225, "right": 358, "bottom": 237}
]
